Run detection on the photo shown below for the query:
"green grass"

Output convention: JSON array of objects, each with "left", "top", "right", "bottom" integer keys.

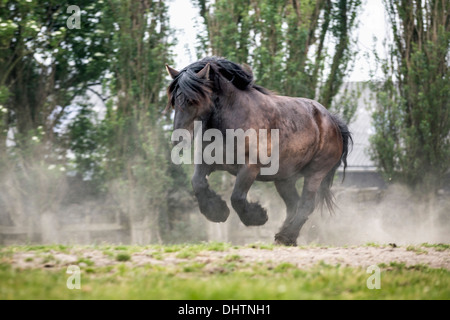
[
  {"left": 115, "top": 253, "right": 131, "bottom": 262},
  {"left": 77, "top": 257, "right": 95, "bottom": 266},
  {"left": 406, "top": 245, "right": 429, "bottom": 255},
  {"left": 421, "top": 243, "right": 450, "bottom": 251},
  {"left": 0, "top": 244, "right": 449, "bottom": 300},
  {"left": 1, "top": 261, "right": 448, "bottom": 300}
]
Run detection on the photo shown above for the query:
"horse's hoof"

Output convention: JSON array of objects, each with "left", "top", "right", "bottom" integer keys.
[
  {"left": 200, "top": 197, "right": 230, "bottom": 223},
  {"left": 239, "top": 203, "right": 268, "bottom": 226},
  {"left": 274, "top": 233, "right": 297, "bottom": 246}
]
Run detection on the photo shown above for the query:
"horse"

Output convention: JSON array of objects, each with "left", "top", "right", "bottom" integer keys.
[{"left": 165, "top": 57, "right": 352, "bottom": 246}]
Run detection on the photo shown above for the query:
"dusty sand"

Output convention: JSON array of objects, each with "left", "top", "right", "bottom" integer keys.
[{"left": 6, "top": 245, "right": 450, "bottom": 270}]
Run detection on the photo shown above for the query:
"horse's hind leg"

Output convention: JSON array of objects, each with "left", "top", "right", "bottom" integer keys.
[
  {"left": 192, "top": 163, "right": 230, "bottom": 222},
  {"left": 274, "top": 175, "right": 322, "bottom": 246},
  {"left": 274, "top": 177, "right": 300, "bottom": 233},
  {"left": 231, "top": 165, "right": 268, "bottom": 226}
]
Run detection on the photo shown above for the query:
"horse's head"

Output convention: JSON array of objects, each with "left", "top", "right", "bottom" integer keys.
[{"left": 165, "top": 63, "right": 212, "bottom": 136}]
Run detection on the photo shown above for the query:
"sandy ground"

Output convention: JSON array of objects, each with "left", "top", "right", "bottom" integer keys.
[{"left": 5, "top": 245, "right": 450, "bottom": 270}]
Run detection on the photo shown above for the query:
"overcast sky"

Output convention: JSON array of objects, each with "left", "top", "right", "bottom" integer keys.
[{"left": 168, "top": 0, "right": 389, "bottom": 82}]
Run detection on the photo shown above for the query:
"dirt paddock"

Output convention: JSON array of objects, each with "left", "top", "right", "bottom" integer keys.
[{"left": 7, "top": 244, "right": 450, "bottom": 270}]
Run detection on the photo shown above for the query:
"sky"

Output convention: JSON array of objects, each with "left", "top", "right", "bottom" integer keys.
[{"left": 168, "top": 0, "right": 389, "bottom": 82}]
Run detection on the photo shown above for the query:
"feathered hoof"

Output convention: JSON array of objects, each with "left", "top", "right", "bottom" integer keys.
[
  {"left": 199, "top": 196, "right": 230, "bottom": 223},
  {"left": 274, "top": 233, "right": 297, "bottom": 246},
  {"left": 238, "top": 203, "right": 268, "bottom": 226}
]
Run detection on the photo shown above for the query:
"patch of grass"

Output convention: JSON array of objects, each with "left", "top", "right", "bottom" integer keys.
[
  {"left": 41, "top": 254, "right": 55, "bottom": 265},
  {"left": 166, "top": 244, "right": 205, "bottom": 258},
  {"left": 163, "top": 242, "right": 231, "bottom": 255},
  {"left": 247, "top": 243, "right": 275, "bottom": 250},
  {"left": 115, "top": 253, "right": 131, "bottom": 262},
  {"left": 175, "top": 250, "right": 198, "bottom": 259},
  {"left": 273, "top": 262, "right": 297, "bottom": 273},
  {"left": 406, "top": 245, "right": 428, "bottom": 255},
  {"left": 85, "top": 268, "right": 96, "bottom": 274},
  {"left": 224, "top": 254, "right": 241, "bottom": 262},
  {"left": 162, "top": 244, "right": 184, "bottom": 253},
  {"left": 218, "top": 262, "right": 237, "bottom": 274},
  {"left": 77, "top": 258, "right": 95, "bottom": 267},
  {"left": 422, "top": 243, "right": 450, "bottom": 251},
  {"left": 102, "top": 250, "right": 114, "bottom": 258},
  {"left": 365, "top": 242, "right": 382, "bottom": 248},
  {"left": 24, "top": 245, "right": 51, "bottom": 252},
  {"left": 180, "top": 262, "right": 206, "bottom": 273},
  {"left": 203, "top": 241, "right": 232, "bottom": 252},
  {"left": 150, "top": 251, "right": 163, "bottom": 260},
  {"left": 21, "top": 244, "right": 70, "bottom": 253},
  {"left": 383, "top": 261, "right": 433, "bottom": 272},
  {"left": 57, "top": 245, "right": 69, "bottom": 252}
]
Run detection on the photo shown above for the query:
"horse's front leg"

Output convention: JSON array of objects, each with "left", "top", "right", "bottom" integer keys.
[
  {"left": 192, "top": 163, "right": 230, "bottom": 223},
  {"left": 231, "top": 165, "right": 268, "bottom": 226}
]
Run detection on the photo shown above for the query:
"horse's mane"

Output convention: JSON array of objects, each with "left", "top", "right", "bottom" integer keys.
[{"left": 167, "top": 57, "right": 270, "bottom": 110}]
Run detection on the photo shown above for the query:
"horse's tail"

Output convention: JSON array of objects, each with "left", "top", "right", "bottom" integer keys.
[{"left": 317, "top": 114, "right": 353, "bottom": 214}]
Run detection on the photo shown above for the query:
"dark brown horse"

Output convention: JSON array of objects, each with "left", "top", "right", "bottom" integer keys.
[{"left": 166, "top": 57, "right": 352, "bottom": 246}]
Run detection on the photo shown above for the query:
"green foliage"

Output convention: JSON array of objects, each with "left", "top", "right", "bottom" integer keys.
[
  {"left": 0, "top": 0, "right": 195, "bottom": 243},
  {"left": 421, "top": 243, "right": 450, "bottom": 251},
  {"left": 68, "top": 0, "right": 191, "bottom": 240},
  {"left": 0, "top": 1, "right": 117, "bottom": 228},
  {"left": 0, "top": 0, "right": 113, "bottom": 148},
  {"left": 67, "top": 104, "right": 108, "bottom": 188},
  {"left": 369, "top": 1, "right": 449, "bottom": 193},
  {"left": 115, "top": 253, "right": 131, "bottom": 262},
  {"left": 193, "top": 0, "right": 362, "bottom": 195},
  {"left": 195, "top": 0, "right": 362, "bottom": 119}
]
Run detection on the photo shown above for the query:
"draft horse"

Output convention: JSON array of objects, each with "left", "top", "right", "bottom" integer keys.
[{"left": 166, "top": 57, "right": 352, "bottom": 246}]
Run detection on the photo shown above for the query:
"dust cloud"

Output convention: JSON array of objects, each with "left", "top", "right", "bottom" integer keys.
[
  {"left": 0, "top": 161, "right": 449, "bottom": 246},
  {"left": 299, "top": 185, "right": 449, "bottom": 246},
  {"left": 205, "top": 181, "right": 450, "bottom": 246},
  {"left": 256, "top": 183, "right": 450, "bottom": 246}
]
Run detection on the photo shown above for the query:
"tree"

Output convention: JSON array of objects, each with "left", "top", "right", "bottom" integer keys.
[
  {"left": 0, "top": 1, "right": 114, "bottom": 233},
  {"left": 194, "top": 0, "right": 361, "bottom": 122},
  {"left": 68, "top": 0, "right": 192, "bottom": 243},
  {"left": 0, "top": 1, "right": 112, "bottom": 151},
  {"left": 0, "top": 1, "right": 189, "bottom": 243},
  {"left": 370, "top": 0, "right": 449, "bottom": 193}
]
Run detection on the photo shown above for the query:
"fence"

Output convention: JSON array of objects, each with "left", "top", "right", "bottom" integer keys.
[{"left": 0, "top": 212, "right": 127, "bottom": 245}]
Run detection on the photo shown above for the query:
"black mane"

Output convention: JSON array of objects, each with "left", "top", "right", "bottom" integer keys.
[{"left": 167, "top": 57, "right": 270, "bottom": 110}]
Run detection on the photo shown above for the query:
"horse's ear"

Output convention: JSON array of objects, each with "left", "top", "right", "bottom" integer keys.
[
  {"left": 196, "top": 63, "right": 211, "bottom": 80},
  {"left": 165, "top": 64, "right": 180, "bottom": 79}
]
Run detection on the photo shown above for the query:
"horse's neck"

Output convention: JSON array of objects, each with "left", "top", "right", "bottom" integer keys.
[
  {"left": 213, "top": 85, "right": 240, "bottom": 109},
  {"left": 207, "top": 89, "right": 242, "bottom": 130}
]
